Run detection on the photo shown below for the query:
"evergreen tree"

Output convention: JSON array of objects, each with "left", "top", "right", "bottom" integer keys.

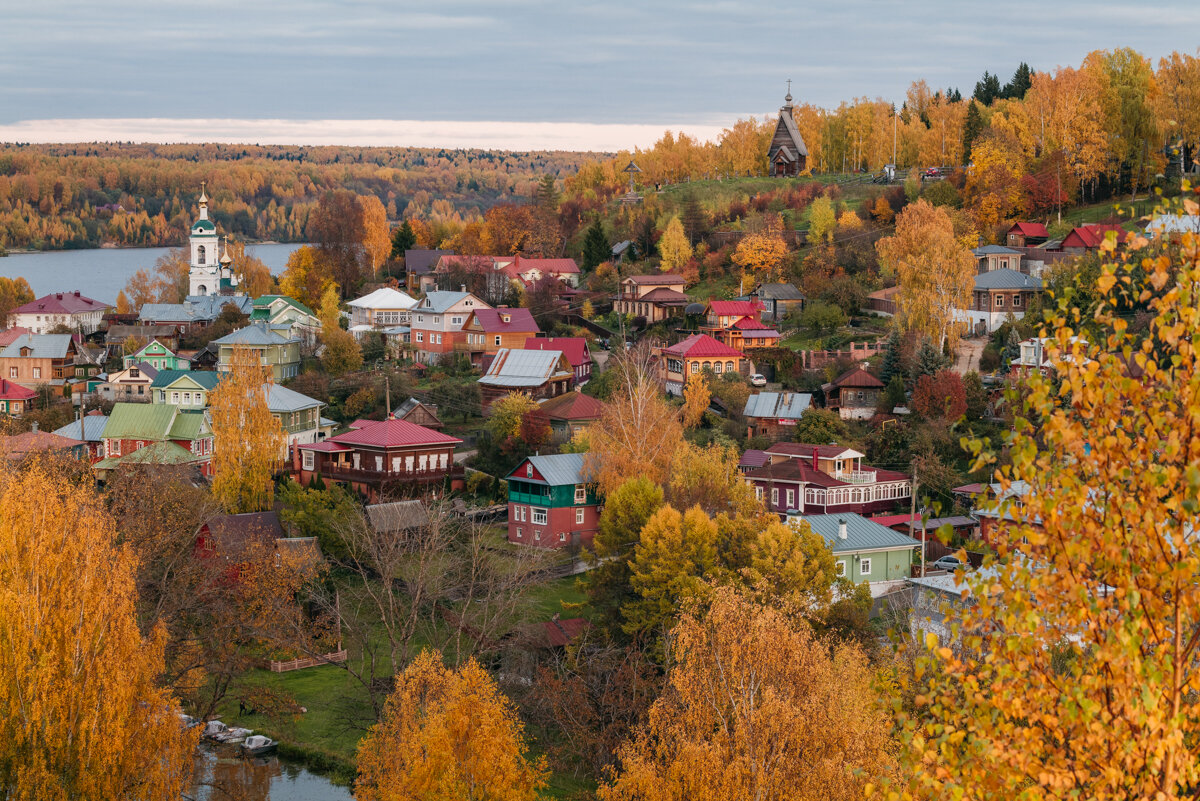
[
  {"left": 681, "top": 196, "right": 706, "bottom": 246},
  {"left": 973, "top": 71, "right": 1002, "bottom": 105},
  {"left": 882, "top": 374, "right": 907, "bottom": 413},
  {"left": 912, "top": 337, "right": 947, "bottom": 380},
  {"left": 946, "top": 87, "right": 963, "bottom": 103},
  {"left": 962, "top": 100, "right": 984, "bottom": 164},
  {"left": 1003, "top": 62, "right": 1033, "bottom": 100},
  {"left": 879, "top": 329, "right": 903, "bottom": 385},
  {"left": 389, "top": 219, "right": 416, "bottom": 261},
  {"left": 1002, "top": 327, "right": 1023, "bottom": 368},
  {"left": 581, "top": 219, "right": 609, "bottom": 271},
  {"left": 535, "top": 175, "right": 560, "bottom": 211}
]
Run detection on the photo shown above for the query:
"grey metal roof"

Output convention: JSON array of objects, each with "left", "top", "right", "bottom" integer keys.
[
  {"left": 0, "top": 334, "right": 74, "bottom": 360},
  {"left": 743, "top": 391, "right": 812, "bottom": 420},
  {"left": 974, "top": 269, "right": 1043, "bottom": 291},
  {"left": 479, "top": 348, "right": 566, "bottom": 387},
  {"left": 264, "top": 383, "right": 324, "bottom": 413},
  {"left": 418, "top": 291, "right": 473, "bottom": 314},
  {"left": 791, "top": 513, "right": 919, "bottom": 554},
  {"left": 366, "top": 500, "right": 429, "bottom": 533},
  {"left": 513, "top": 453, "right": 586, "bottom": 486},
  {"left": 754, "top": 283, "right": 805, "bottom": 300},
  {"left": 213, "top": 323, "right": 296, "bottom": 346},
  {"left": 53, "top": 415, "right": 109, "bottom": 442},
  {"left": 972, "top": 245, "right": 1022, "bottom": 256}
]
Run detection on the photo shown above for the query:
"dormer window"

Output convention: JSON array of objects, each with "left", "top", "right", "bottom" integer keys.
[{"left": 502, "top": 315, "right": 510, "bottom": 323}]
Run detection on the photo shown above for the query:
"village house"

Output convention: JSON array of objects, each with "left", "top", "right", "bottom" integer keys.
[
  {"left": 151, "top": 370, "right": 220, "bottom": 407},
  {"left": 347, "top": 287, "right": 418, "bottom": 339},
  {"left": 658, "top": 334, "right": 750, "bottom": 395},
  {"left": 501, "top": 256, "right": 581, "bottom": 288},
  {"left": 431, "top": 255, "right": 514, "bottom": 299},
  {"left": 725, "top": 319, "right": 783, "bottom": 351},
  {"left": 822, "top": 366, "right": 884, "bottom": 420},
  {"left": 262, "top": 383, "right": 331, "bottom": 462},
  {"left": 523, "top": 336, "right": 592, "bottom": 386},
  {"left": 767, "top": 87, "right": 808, "bottom": 177},
  {"left": 409, "top": 290, "right": 492, "bottom": 364},
  {"left": 462, "top": 308, "right": 541, "bottom": 365},
  {"left": 505, "top": 453, "right": 601, "bottom": 550},
  {"left": 699, "top": 299, "right": 768, "bottom": 346},
  {"left": 788, "top": 513, "right": 918, "bottom": 597},
  {"left": 1061, "top": 223, "right": 1130, "bottom": 255},
  {"left": 105, "top": 325, "right": 181, "bottom": 353},
  {"left": 214, "top": 323, "right": 302, "bottom": 381},
  {"left": 743, "top": 442, "right": 912, "bottom": 518},
  {"left": 746, "top": 283, "right": 805, "bottom": 322},
  {"left": 52, "top": 412, "right": 109, "bottom": 463},
  {"left": 970, "top": 480, "right": 1038, "bottom": 547},
  {"left": 0, "top": 424, "right": 87, "bottom": 462},
  {"left": 0, "top": 334, "right": 79, "bottom": 387},
  {"left": 972, "top": 244, "right": 1023, "bottom": 273},
  {"left": 742, "top": 391, "right": 812, "bottom": 441},
  {"left": 296, "top": 418, "right": 464, "bottom": 502},
  {"left": 536, "top": 391, "right": 607, "bottom": 440},
  {"left": 404, "top": 248, "right": 452, "bottom": 294},
  {"left": 613, "top": 275, "right": 691, "bottom": 324},
  {"left": 391, "top": 398, "right": 444, "bottom": 430},
  {"left": 478, "top": 348, "right": 574, "bottom": 408},
  {"left": 250, "top": 295, "right": 322, "bottom": 346},
  {"left": 97, "top": 362, "right": 158, "bottom": 402},
  {"left": 0, "top": 379, "right": 37, "bottom": 416},
  {"left": 365, "top": 499, "right": 430, "bottom": 539},
  {"left": 122, "top": 339, "right": 190, "bottom": 371},
  {"left": 1005, "top": 221, "right": 1049, "bottom": 248},
  {"left": 96, "top": 402, "right": 214, "bottom": 476},
  {"left": 8, "top": 291, "right": 108, "bottom": 334},
  {"left": 961, "top": 269, "right": 1044, "bottom": 334},
  {"left": 139, "top": 295, "right": 253, "bottom": 333}
]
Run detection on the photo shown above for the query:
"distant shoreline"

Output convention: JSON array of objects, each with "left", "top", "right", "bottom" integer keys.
[{"left": 6, "top": 240, "right": 295, "bottom": 256}]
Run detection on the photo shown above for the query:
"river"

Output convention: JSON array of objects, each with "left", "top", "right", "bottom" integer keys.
[
  {"left": 190, "top": 745, "right": 352, "bottom": 801},
  {"left": 0, "top": 243, "right": 305, "bottom": 301}
]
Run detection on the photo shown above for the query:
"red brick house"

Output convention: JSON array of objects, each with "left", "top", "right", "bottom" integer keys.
[
  {"left": 297, "top": 418, "right": 464, "bottom": 502},
  {"left": 743, "top": 442, "right": 912, "bottom": 518},
  {"left": 823, "top": 367, "right": 884, "bottom": 420},
  {"left": 506, "top": 453, "right": 600, "bottom": 550},
  {"left": 523, "top": 337, "right": 592, "bottom": 386},
  {"left": 658, "top": 334, "right": 750, "bottom": 395}
]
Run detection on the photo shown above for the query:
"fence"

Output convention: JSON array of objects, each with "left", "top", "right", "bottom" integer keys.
[
  {"left": 795, "top": 340, "right": 886, "bottom": 370},
  {"left": 265, "top": 650, "right": 348, "bottom": 673}
]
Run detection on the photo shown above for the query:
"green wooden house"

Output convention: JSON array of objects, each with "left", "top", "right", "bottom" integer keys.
[
  {"left": 122, "top": 339, "right": 190, "bottom": 371},
  {"left": 505, "top": 453, "right": 601, "bottom": 550},
  {"left": 151, "top": 370, "right": 221, "bottom": 407},
  {"left": 789, "top": 512, "right": 918, "bottom": 597},
  {"left": 214, "top": 324, "right": 302, "bottom": 381},
  {"left": 250, "top": 295, "right": 322, "bottom": 345}
]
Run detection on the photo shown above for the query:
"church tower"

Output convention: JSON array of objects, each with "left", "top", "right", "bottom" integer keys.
[
  {"left": 188, "top": 183, "right": 241, "bottom": 297},
  {"left": 767, "top": 81, "right": 809, "bottom": 177}
]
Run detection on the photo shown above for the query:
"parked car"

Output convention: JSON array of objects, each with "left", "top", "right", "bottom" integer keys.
[
  {"left": 923, "top": 167, "right": 942, "bottom": 178},
  {"left": 749, "top": 373, "right": 767, "bottom": 387},
  {"left": 931, "top": 555, "right": 966, "bottom": 572}
]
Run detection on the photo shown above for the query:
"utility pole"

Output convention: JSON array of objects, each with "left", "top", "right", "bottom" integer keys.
[
  {"left": 912, "top": 466, "right": 926, "bottom": 578},
  {"left": 893, "top": 108, "right": 898, "bottom": 168}
]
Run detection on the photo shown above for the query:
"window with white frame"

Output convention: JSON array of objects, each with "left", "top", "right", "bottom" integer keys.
[
  {"left": 836, "top": 560, "right": 846, "bottom": 577},
  {"left": 416, "top": 331, "right": 424, "bottom": 342},
  {"left": 770, "top": 487, "right": 779, "bottom": 506},
  {"left": 526, "top": 464, "right": 533, "bottom": 478},
  {"left": 302, "top": 451, "right": 314, "bottom": 470},
  {"left": 995, "top": 294, "right": 1005, "bottom": 307},
  {"left": 32, "top": 367, "right": 41, "bottom": 379},
  {"left": 532, "top": 507, "right": 548, "bottom": 525},
  {"left": 576, "top": 507, "right": 585, "bottom": 525},
  {"left": 534, "top": 531, "right": 541, "bottom": 541},
  {"left": 8, "top": 368, "right": 15, "bottom": 378},
  {"left": 755, "top": 485, "right": 763, "bottom": 500},
  {"left": 786, "top": 488, "right": 794, "bottom": 508},
  {"left": 451, "top": 316, "right": 462, "bottom": 326},
  {"left": 516, "top": 527, "right": 523, "bottom": 538},
  {"left": 1013, "top": 294, "right": 1022, "bottom": 307},
  {"left": 494, "top": 335, "right": 501, "bottom": 346},
  {"left": 574, "top": 484, "right": 586, "bottom": 503},
  {"left": 860, "top": 558, "right": 872, "bottom": 576},
  {"left": 171, "top": 391, "right": 180, "bottom": 403}
]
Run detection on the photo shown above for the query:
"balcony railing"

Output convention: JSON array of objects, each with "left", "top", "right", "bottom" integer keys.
[
  {"left": 833, "top": 469, "right": 877, "bottom": 484},
  {"left": 312, "top": 462, "right": 464, "bottom": 486}
]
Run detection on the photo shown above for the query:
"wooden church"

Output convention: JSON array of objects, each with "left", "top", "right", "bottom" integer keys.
[{"left": 768, "top": 84, "right": 808, "bottom": 177}]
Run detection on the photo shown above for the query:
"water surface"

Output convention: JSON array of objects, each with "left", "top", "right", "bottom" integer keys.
[{"left": 190, "top": 745, "right": 352, "bottom": 801}]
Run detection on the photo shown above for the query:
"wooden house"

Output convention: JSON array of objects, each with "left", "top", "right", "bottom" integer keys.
[
  {"left": 744, "top": 442, "right": 912, "bottom": 519},
  {"left": 0, "top": 334, "right": 79, "bottom": 387},
  {"left": 536, "top": 391, "right": 607, "bottom": 440},
  {"left": 742, "top": 391, "right": 812, "bottom": 441},
  {"left": 822, "top": 367, "right": 884, "bottom": 420},
  {"left": 767, "top": 88, "right": 808, "bottom": 177},
  {"left": 463, "top": 307, "right": 541, "bottom": 365},
  {"left": 658, "top": 334, "right": 750, "bottom": 395},
  {"left": 392, "top": 398, "right": 444, "bottom": 430},
  {"left": 613, "top": 275, "right": 690, "bottom": 324},
  {"left": 788, "top": 513, "right": 918, "bottom": 597},
  {"left": 0, "top": 378, "right": 37, "bottom": 416},
  {"left": 505, "top": 453, "right": 601, "bottom": 549},
  {"left": 523, "top": 337, "right": 592, "bottom": 386},
  {"left": 478, "top": 348, "right": 573, "bottom": 408}
]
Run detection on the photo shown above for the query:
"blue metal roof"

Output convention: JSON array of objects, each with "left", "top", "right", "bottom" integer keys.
[
  {"left": 743, "top": 391, "right": 812, "bottom": 419},
  {"left": 790, "top": 513, "right": 919, "bottom": 554},
  {"left": 508, "top": 452, "right": 586, "bottom": 486}
]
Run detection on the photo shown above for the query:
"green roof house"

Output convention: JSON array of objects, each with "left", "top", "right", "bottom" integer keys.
[
  {"left": 123, "top": 339, "right": 190, "bottom": 371},
  {"left": 213, "top": 323, "right": 302, "bottom": 381},
  {"left": 789, "top": 512, "right": 918, "bottom": 596},
  {"left": 151, "top": 370, "right": 222, "bottom": 407},
  {"left": 250, "top": 295, "right": 322, "bottom": 346},
  {"left": 97, "top": 402, "right": 213, "bottom": 477}
]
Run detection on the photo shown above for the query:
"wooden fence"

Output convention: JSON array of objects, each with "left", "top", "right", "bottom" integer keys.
[
  {"left": 265, "top": 650, "right": 348, "bottom": 673},
  {"left": 796, "top": 340, "right": 886, "bottom": 369}
]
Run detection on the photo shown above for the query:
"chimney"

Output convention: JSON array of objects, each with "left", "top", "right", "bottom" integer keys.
[
  {"left": 460, "top": 285, "right": 467, "bottom": 292},
  {"left": 812, "top": 446, "right": 819, "bottom": 471},
  {"left": 74, "top": 290, "right": 80, "bottom": 297},
  {"left": 838, "top": 519, "right": 847, "bottom": 539},
  {"left": 31, "top": 422, "right": 39, "bottom": 433}
]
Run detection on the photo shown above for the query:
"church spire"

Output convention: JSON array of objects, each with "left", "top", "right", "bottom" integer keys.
[
  {"left": 783, "top": 79, "right": 793, "bottom": 110},
  {"left": 198, "top": 181, "right": 209, "bottom": 221}
]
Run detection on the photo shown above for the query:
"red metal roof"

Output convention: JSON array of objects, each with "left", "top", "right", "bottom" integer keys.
[
  {"left": 298, "top": 441, "right": 353, "bottom": 453},
  {"left": 537, "top": 391, "right": 607, "bottom": 421},
  {"left": 0, "top": 327, "right": 32, "bottom": 347},
  {"left": 472, "top": 307, "right": 540, "bottom": 334},
  {"left": 663, "top": 334, "right": 745, "bottom": 359},
  {"left": 871, "top": 513, "right": 921, "bottom": 527},
  {"left": 329, "top": 418, "right": 462, "bottom": 449},
  {"left": 767, "top": 442, "right": 863, "bottom": 460},
  {"left": 0, "top": 378, "right": 36, "bottom": 400},
  {"left": 523, "top": 337, "right": 590, "bottom": 368},
  {"left": 730, "top": 315, "right": 764, "bottom": 329},
  {"left": 707, "top": 300, "right": 763, "bottom": 317},
  {"left": 13, "top": 292, "right": 108, "bottom": 315},
  {"left": 626, "top": 274, "right": 686, "bottom": 285},
  {"left": 637, "top": 287, "right": 691, "bottom": 304},
  {"left": 513, "top": 256, "right": 580, "bottom": 274},
  {"left": 1008, "top": 221, "right": 1048, "bottom": 238}
]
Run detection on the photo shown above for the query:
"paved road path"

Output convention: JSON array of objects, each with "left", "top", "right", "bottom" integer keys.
[{"left": 953, "top": 338, "right": 986, "bottom": 374}]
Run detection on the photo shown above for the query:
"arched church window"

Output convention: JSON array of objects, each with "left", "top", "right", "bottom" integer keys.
[{"left": 197, "top": 245, "right": 206, "bottom": 265}]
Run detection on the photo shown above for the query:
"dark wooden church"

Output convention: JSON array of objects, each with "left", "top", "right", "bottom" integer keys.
[{"left": 768, "top": 85, "right": 808, "bottom": 177}]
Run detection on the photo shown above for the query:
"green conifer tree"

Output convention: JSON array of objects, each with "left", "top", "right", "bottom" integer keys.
[{"left": 582, "top": 219, "right": 609, "bottom": 271}]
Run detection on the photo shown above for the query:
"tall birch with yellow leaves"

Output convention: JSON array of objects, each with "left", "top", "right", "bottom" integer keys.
[{"left": 210, "top": 346, "right": 286, "bottom": 514}]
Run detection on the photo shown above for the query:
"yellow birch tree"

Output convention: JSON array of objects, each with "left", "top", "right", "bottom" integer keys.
[
  {"left": 0, "top": 462, "right": 197, "bottom": 801},
  {"left": 210, "top": 346, "right": 286, "bottom": 513},
  {"left": 657, "top": 216, "right": 692, "bottom": 274},
  {"left": 360, "top": 195, "right": 391, "bottom": 278}
]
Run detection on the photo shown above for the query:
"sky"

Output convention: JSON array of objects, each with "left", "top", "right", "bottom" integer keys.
[{"left": 1, "top": 0, "right": 1198, "bottom": 151}]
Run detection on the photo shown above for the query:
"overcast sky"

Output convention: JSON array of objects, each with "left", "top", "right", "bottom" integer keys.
[{"left": 2, "top": 0, "right": 1197, "bottom": 150}]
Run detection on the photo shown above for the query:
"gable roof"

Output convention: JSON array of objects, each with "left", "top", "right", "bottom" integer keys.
[
  {"left": 418, "top": 291, "right": 482, "bottom": 314},
  {"left": 0, "top": 378, "right": 37, "bottom": 400},
  {"left": 2, "top": 429, "right": 85, "bottom": 458},
  {"left": 752, "top": 283, "right": 805, "bottom": 300},
  {"left": 150, "top": 370, "right": 222, "bottom": 391},
  {"left": 773, "top": 108, "right": 809, "bottom": 157},
  {"left": 249, "top": 295, "right": 318, "bottom": 322},
  {"left": 662, "top": 334, "right": 745, "bottom": 359},
  {"left": 973, "top": 269, "right": 1043, "bottom": 291},
  {"left": 366, "top": 500, "right": 429, "bottom": 533},
  {"left": 405, "top": 248, "right": 452, "bottom": 275},
  {"left": 506, "top": 452, "right": 586, "bottom": 486},
  {"left": 348, "top": 287, "right": 418, "bottom": 310},
  {"left": 1008, "top": 222, "right": 1049, "bottom": 238},
  {"left": 537, "top": 391, "right": 607, "bottom": 421},
  {"left": 471, "top": 307, "right": 540, "bottom": 334},
  {"left": 324, "top": 418, "right": 462, "bottom": 449},
  {"left": 511, "top": 256, "right": 580, "bottom": 275},
  {"left": 0, "top": 327, "right": 32, "bottom": 347},
  {"left": 832, "top": 367, "right": 884, "bottom": 388},
  {"left": 767, "top": 442, "right": 865, "bottom": 461},
  {"left": 707, "top": 300, "right": 763, "bottom": 317},
  {"left": 110, "top": 362, "right": 160, "bottom": 382},
  {"left": 0, "top": 334, "right": 75, "bottom": 360},
  {"left": 637, "top": 287, "right": 691, "bottom": 304},
  {"left": 523, "top": 337, "right": 590, "bottom": 368},
  {"left": 795, "top": 513, "right": 919, "bottom": 554},
  {"left": 744, "top": 458, "right": 846, "bottom": 488},
  {"left": 13, "top": 292, "right": 108, "bottom": 316},
  {"left": 625, "top": 274, "right": 686, "bottom": 285},
  {"left": 214, "top": 323, "right": 298, "bottom": 347},
  {"left": 263, "top": 383, "right": 324, "bottom": 414},
  {"left": 202, "top": 511, "right": 286, "bottom": 542},
  {"left": 480, "top": 348, "right": 570, "bottom": 387},
  {"left": 739, "top": 449, "right": 770, "bottom": 470},
  {"left": 743, "top": 391, "right": 812, "bottom": 420},
  {"left": 53, "top": 414, "right": 109, "bottom": 442},
  {"left": 102, "top": 403, "right": 208, "bottom": 442}
]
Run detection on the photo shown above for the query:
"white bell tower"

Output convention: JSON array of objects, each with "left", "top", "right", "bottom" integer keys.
[{"left": 188, "top": 182, "right": 221, "bottom": 297}]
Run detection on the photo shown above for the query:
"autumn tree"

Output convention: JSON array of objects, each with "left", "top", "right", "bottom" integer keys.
[
  {"left": 279, "top": 244, "right": 336, "bottom": 309},
  {"left": 657, "top": 216, "right": 691, "bottom": 274},
  {"left": 1155, "top": 51, "right": 1200, "bottom": 175},
  {"left": 0, "top": 462, "right": 197, "bottom": 801},
  {"left": 585, "top": 477, "right": 665, "bottom": 638},
  {"left": 622, "top": 504, "right": 719, "bottom": 640},
  {"left": 222, "top": 238, "right": 275, "bottom": 298},
  {"left": 0, "top": 276, "right": 33, "bottom": 326},
  {"left": 603, "top": 587, "right": 895, "bottom": 801},
  {"left": 321, "top": 326, "right": 363, "bottom": 377},
  {"left": 1086, "top": 47, "right": 1162, "bottom": 198},
  {"left": 360, "top": 194, "right": 391, "bottom": 277},
  {"left": 309, "top": 189, "right": 366, "bottom": 292},
  {"left": 792, "top": 407, "right": 849, "bottom": 445},
  {"left": 666, "top": 440, "right": 760, "bottom": 519},
  {"left": 486, "top": 392, "right": 540, "bottom": 446},
  {"left": 356, "top": 651, "right": 547, "bottom": 801},
  {"left": 877, "top": 198, "right": 975, "bottom": 354},
  {"left": 900, "top": 201, "right": 1200, "bottom": 799},
  {"left": 680, "top": 371, "right": 709, "bottom": 428},
  {"left": 730, "top": 231, "right": 788, "bottom": 283},
  {"left": 807, "top": 195, "right": 837, "bottom": 243},
  {"left": 115, "top": 289, "right": 134, "bottom": 314},
  {"left": 584, "top": 345, "right": 683, "bottom": 494},
  {"left": 911, "top": 368, "right": 967, "bottom": 420},
  {"left": 210, "top": 346, "right": 286, "bottom": 513}
]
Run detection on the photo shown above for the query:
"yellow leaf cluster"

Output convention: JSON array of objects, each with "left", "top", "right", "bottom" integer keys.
[{"left": 210, "top": 346, "right": 287, "bottom": 514}]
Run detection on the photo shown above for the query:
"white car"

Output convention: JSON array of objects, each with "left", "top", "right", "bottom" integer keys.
[
  {"left": 931, "top": 555, "right": 966, "bottom": 572},
  {"left": 749, "top": 374, "right": 767, "bottom": 387}
]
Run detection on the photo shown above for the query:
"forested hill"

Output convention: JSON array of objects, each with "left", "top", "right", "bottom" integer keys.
[{"left": 0, "top": 143, "right": 606, "bottom": 251}]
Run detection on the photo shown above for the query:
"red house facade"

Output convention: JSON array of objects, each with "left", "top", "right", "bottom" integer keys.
[
  {"left": 743, "top": 442, "right": 911, "bottom": 518},
  {"left": 505, "top": 453, "right": 601, "bottom": 550}
]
